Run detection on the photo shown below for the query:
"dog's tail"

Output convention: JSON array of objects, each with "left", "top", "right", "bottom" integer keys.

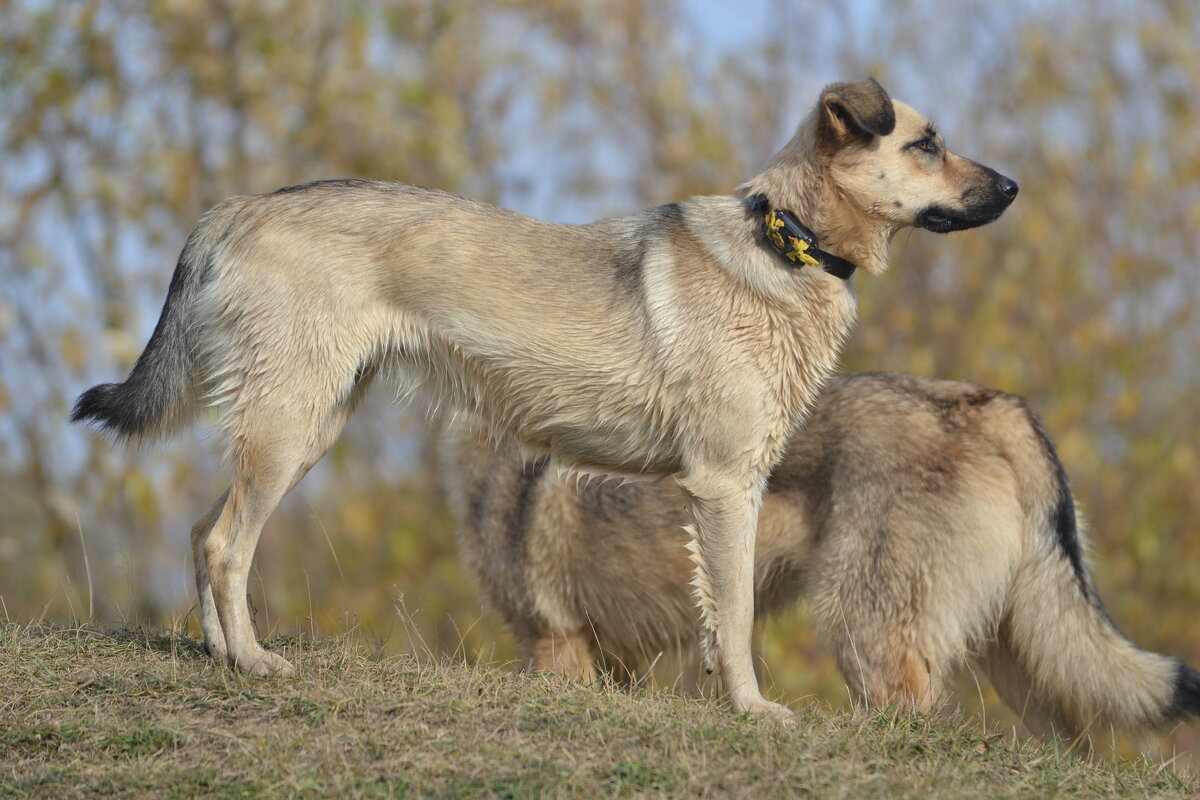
[
  {"left": 982, "top": 402, "right": 1200, "bottom": 739},
  {"left": 70, "top": 200, "right": 241, "bottom": 440}
]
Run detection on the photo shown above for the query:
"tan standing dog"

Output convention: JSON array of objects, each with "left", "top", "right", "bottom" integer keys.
[
  {"left": 444, "top": 373, "right": 1200, "bottom": 742},
  {"left": 71, "top": 79, "right": 1016, "bottom": 720}
]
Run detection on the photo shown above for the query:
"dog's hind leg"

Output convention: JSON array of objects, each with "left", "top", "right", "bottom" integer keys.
[
  {"left": 979, "top": 636, "right": 1078, "bottom": 744},
  {"left": 838, "top": 643, "right": 938, "bottom": 713},
  {"left": 199, "top": 370, "right": 375, "bottom": 674},
  {"left": 202, "top": 442, "right": 303, "bottom": 674},
  {"left": 191, "top": 490, "right": 230, "bottom": 662},
  {"left": 678, "top": 470, "right": 792, "bottom": 722},
  {"left": 530, "top": 628, "right": 598, "bottom": 684}
]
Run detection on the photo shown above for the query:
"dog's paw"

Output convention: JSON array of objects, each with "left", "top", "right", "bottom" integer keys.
[
  {"left": 231, "top": 646, "right": 297, "bottom": 677},
  {"left": 756, "top": 700, "right": 798, "bottom": 729},
  {"left": 204, "top": 639, "right": 229, "bottom": 665},
  {"left": 736, "top": 696, "right": 798, "bottom": 729}
]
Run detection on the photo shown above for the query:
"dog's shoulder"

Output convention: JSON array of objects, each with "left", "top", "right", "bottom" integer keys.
[{"left": 672, "top": 195, "right": 762, "bottom": 271}]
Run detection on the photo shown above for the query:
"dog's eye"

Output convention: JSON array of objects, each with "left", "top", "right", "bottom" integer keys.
[{"left": 910, "top": 137, "right": 938, "bottom": 154}]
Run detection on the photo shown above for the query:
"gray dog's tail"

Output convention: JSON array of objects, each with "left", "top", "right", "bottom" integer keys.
[
  {"left": 70, "top": 201, "right": 239, "bottom": 440},
  {"left": 985, "top": 403, "right": 1200, "bottom": 739}
]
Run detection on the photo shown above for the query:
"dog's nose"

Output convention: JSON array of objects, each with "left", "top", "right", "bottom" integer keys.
[{"left": 998, "top": 176, "right": 1019, "bottom": 200}]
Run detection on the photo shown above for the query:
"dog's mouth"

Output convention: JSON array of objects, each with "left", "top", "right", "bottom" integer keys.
[
  {"left": 916, "top": 205, "right": 1006, "bottom": 234},
  {"left": 918, "top": 172, "right": 1018, "bottom": 234},
  {"left": 915, "top": 208, "right": 958, "bottom": 233}
]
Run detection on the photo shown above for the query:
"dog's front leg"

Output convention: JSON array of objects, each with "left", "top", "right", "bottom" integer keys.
[{"left": 677, "top": 470, "right": 794, "bottom": 724}]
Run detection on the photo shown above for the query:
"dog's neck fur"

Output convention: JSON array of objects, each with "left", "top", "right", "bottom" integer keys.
[{"left": 738, "top": 115, "right": 893, "bottom": 276}]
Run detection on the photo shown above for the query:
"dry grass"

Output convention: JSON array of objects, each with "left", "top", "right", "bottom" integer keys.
[{"left": 1, "top": 623, "right": 1195, "bottom": 799}]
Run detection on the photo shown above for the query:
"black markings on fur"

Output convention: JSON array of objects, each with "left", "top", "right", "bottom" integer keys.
[
  {"left": 488, "top": 454, "right": 551, "bottom": 633},
  {"left": 653, "top": 202, "right": 683, "bottom": 224},
  {"left": 613, "top": 240, "right": 646, "bottom": 300},
  {"left": 1167, "top": 660, "right": 1200, "bottom": 721},
  {"left": 614, "top": 203, "right": 682, "bottom": 300},
  {"left": 506, "top": 455, "right": 550, "bottom": 554},
  {"left": 1020, "top": 401, "right": 1091, "bottom": 598},
  {"left": 468, "top": 479, "right": 487, "bottom": 533}
]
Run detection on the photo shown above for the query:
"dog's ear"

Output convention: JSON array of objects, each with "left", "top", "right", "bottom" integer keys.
[{"left": 819, "top": 78, "right": 895, "bottom": 145}]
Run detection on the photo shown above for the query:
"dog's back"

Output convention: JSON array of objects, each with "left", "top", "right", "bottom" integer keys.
[{"left": 444, "top": 372, "right": 1200, "bottom": 740}]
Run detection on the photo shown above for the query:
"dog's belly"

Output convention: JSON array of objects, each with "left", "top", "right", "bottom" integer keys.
[
  {"left": 528, "top": 419, "right": 683, "bottom": 477},
  {"left": 399, "top": 340, "right": 685, "bottom": 478},
  {"left": 472, "top": 382, "right": 686, "bottom": 478}
]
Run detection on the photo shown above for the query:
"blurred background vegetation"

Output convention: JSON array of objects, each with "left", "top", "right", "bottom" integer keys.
[{"left": 2, "top": 0, "right": 1198, "bottom": 763}]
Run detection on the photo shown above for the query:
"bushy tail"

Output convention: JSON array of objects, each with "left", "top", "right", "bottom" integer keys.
[
  {"left": 70, "top": 201, "right": 240, "bottom": 440},
  {"left": 984, "top": 403, "right": 1200, "bottom": 738}
]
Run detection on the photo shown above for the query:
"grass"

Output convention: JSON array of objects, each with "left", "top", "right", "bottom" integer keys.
[{"left": 1, "top": 623, "right": 1195, "bottom": 799}]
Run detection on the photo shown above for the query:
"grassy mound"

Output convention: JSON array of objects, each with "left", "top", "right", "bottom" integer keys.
[{"left": 1, "top": 624, "right": 1193, "bottom": 799}]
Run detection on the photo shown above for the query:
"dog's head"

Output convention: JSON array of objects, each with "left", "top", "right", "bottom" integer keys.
[
  {"left": 819, "top": 77, "right": 1018, "bottom": 239},
  {"left": 747, "top": 78, "right": 1017, "bottom": 275}
]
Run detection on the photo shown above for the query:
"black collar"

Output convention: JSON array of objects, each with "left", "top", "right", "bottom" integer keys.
[{"left": 746, "top": 194, "right": 856, "bottom": 280}]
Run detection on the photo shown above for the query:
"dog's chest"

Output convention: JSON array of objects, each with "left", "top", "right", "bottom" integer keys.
[
  {"left": 750, "top": 282, "right": 858, "bottom": 463},
  {"left": 761, "top": 280, "right": 856, "bottom": 402}
]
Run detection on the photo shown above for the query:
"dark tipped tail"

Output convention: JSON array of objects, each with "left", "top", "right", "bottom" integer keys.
[
  {"left": 70, "top": 200, "right": 237, "bottom": 440},
  {"left": 69, "top": 311, "right": 195, "bottom": 440},
  {"left": 71, "top": 381, "right": 159, "bottom": 438},
  {"left": 1168, "top": 661, "right": 1200, "bottom": 722},
  {"left": 987, "top": 400, "right": 1200, "bottom": 737}
]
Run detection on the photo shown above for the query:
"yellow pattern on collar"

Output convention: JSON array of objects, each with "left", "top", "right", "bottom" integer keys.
[
  {"left": 764, "top": 210, "right": 820, "bottom": 267},
  {"left": 786, "top": 236, "right": 820, "bottom": 267},
  {"left": 751, "top": 196, "right": 856, "bottom": 279},
  {"left": 764, "top": 210, "right": 787, "bottom": 250}
]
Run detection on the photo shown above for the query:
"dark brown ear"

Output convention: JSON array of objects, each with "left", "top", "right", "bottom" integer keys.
[{"left": 819, "top": 77, "right": 895, "bottom": 144}]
